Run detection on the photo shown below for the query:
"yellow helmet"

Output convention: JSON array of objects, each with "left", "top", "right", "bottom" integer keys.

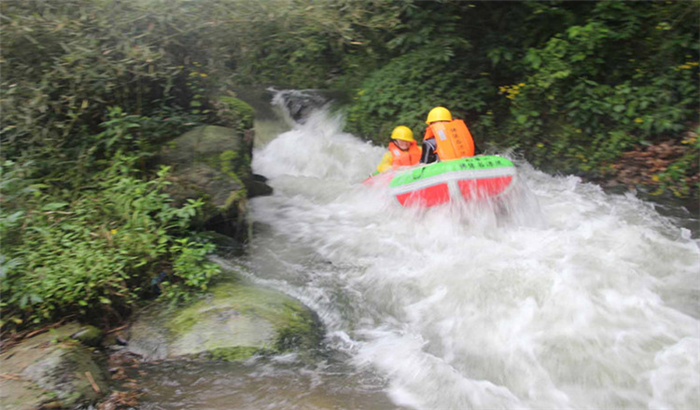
[
  {"left": 391, "top": 125, "right": 414, "bottom": 142},
  {"left": 426, "top": 107, "right": 452, "bottom": 124}
]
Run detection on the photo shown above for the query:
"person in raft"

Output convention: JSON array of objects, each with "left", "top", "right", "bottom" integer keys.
[
  {"left": 420, "top": 106, "right": 480, "bottom": 164},
  {"left": 376, "top": 125, "right": 422, "bottom": 173}
]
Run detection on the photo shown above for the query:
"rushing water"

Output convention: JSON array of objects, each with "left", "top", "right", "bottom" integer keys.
[{"left": 140, "top": 92, "right": 699, "bottom": 410}]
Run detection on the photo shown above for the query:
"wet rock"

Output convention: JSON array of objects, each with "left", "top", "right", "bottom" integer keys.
[
  {"left": 126, "top": 277, "right": 322, "bottom": 362},
  {"left": 249, "top": 174, "right": 274, "bottom": 197},
  {"left": 272, "top": 89, "right": 329, "bottom": 124},
  {"left": 157, "top": 125, "right": 272, "bottom": 242},
  {"left": 0, "top": 324, "right": 107, "bottom": 410}
]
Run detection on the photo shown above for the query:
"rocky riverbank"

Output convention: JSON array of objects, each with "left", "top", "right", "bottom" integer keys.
[
  {"left": 0, "top": 271, "right": 322, "bottom": 410},
  {"left": 0, "top": 96, "right": 314, "bottom": 409}
]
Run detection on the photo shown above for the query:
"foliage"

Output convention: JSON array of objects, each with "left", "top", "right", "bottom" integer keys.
[
  {"left": 346, "top": 48, "right": 491, "bottom": 145},
  {"left": 159, "top": 238, "right": 221, "bottom": 304},
  {"left": 0, "top": 0, "right": 228, "bottom": 168},
  {"left": 217, "top": 0, "right": 407, "bottom": 89},
  {"left": 653, "top": 130, "right": 700, "bottom": 198},
  {"left": 499, "top": 1, "right": 699, "bottom": 176},
  {"left": 345, "top": 0, "right": 492, "bottom": 144},
  {"left": 0, "top": 155, "right": 220, "bottom": 329}
]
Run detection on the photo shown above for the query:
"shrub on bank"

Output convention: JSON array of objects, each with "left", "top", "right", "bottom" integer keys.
[
  {"left": 0, "top": 153, "right": 220, "bottom": 329},
  {"left": 0, "top": 0, "right": 229, "bottom": 331}
]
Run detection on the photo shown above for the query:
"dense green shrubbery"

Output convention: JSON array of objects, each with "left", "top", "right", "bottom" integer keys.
[
  {"left": 0, "top": 154, "right": 220, "bottom": 328},
  {"left": 218, "top": 0, "right": 406, "bottom": 89},
  {"left": 500, "top": 2, "right": 698, "bottom": 174},
  {"left": 0, "top": 0, "right": 226, "bottom": 163},
  {"left": 346, "top": 48, "right": 492, "bottom": 145}
]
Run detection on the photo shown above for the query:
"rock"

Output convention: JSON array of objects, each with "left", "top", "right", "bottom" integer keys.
[
  {"left": 272, "top": 89, "right": 329, "bottom": 124},
  {"left": 157, "top": 125, "right": 271, "bottom": 242},
  {"left": 71, "top": 325, "right": 103, "bottom": 347},
  {"left": 249, "top": 174, "right": 274, "bottom": 197},
  {"left": 126, "top": 277, "right": 322, "bottom": 362},
  {"left": 0, "top": 324, "right": 108, "bottom": 410},
  {"left": 213, "top": 95, "right": 255, "bottom": 133}
]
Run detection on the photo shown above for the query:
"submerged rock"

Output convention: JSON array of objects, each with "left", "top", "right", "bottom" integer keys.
[
  {"left": 0, "top": 324, "right": 107, "bottom": 410},
  {"left": 126, "top": 277, "right": 322, "bottom": 362}
]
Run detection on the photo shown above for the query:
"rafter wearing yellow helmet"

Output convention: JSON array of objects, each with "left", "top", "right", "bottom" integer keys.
[
  {"left": 390, "top": 125, "right": 415, "bottom": 142},
  {"left": 376, "top": 126, "right": 422, "bottom": 173},
  {"left": 421, "top": 107, "right": 479, "bottom": 164},
  {"left": 426, "top": 106, "right": 453, "bottom": 124}
]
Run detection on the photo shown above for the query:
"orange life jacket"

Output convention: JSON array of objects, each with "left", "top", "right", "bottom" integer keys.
[
  {"left": 389, "top": 141, "right": 421, "bottom": 168},
  {"left": 425, "top": 119, "right": 475, "bottom": 161}
]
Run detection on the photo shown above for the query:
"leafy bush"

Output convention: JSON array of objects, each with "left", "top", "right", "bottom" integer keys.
[
  {"left": 219, "top": 0, "right": 406, "bottom": 88},
  {"left": 0, "top": 155, "right": 220, "bottom": 329},
  {"left": 0, "top": 0, "right": 225, "bottom": 167},
  {"left": 346, "top": 47, "right": 492, "bottom": 146},
  {"left": 490, "top": 2, "right": 698, "bottom": 179},
  {"left": 653, "top": 130, "right": 700, "bottom": 197},
  {"left": 159, "top": 238, "right": 221, "bottom": 303}
]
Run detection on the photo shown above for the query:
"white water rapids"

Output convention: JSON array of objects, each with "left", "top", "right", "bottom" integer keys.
[{"left": 244, "top": 98, "right": 700, "bottom": 410}]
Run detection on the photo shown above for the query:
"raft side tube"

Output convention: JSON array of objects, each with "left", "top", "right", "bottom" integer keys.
[{"left": 388, "top": 155, "right": 517, "bottom": 207}]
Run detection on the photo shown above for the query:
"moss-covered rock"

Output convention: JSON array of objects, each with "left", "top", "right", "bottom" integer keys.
[
  {"left": 214, "top": 94, "right": 255, "bottom": 133},
  {"left": 126, "top": 277, "right": 322, "bottom": 362},
  {"left": 158, "top": 125, "right": 264, "bottom": 242},
  {"left": 71, "top": 325, "right": 103, "bottom": 347},
  {"left": 0, "top": 324, "right": 108, "bottom": 410}
]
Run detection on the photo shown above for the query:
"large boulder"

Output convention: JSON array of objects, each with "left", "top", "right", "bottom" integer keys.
[
  {"left": 157, "top": 125, "right": 270, "bottom": 242},
  {"left": 0, "top": 324, "right": 108, "bottom": 410},
  {"left": 126, "top": 277, "right": 322, "bottom": 362}
]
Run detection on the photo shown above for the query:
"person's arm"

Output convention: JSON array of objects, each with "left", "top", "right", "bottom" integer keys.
[
  {"left": 376, "top": 152, "right": 393, "bottom": 173},
  {"left": 420, "top": 138, "right": 437, "bottom": 164}
]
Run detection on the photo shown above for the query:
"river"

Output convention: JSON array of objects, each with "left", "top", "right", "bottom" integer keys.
[{"left": 139, "top": 90, "right": 699, "bottom": 410}]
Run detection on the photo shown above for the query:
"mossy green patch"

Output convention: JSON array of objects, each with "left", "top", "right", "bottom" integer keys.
[
  {"left": 208, "top": 346, "right": 262, "bottom": 361},
  {"left": 224, "top": 190, "right": 247, "bottom": 210},
  {"left": 215, "top": 95, "right": 255, "bottom": 132},
  {"left": 70, "top": 325, "right": 103, "bottom": 347},
  {"left": 274, "top": 302, "right": 322, "bottom": 351}
]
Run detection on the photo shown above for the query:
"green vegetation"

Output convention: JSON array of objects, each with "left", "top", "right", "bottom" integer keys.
[
  {"left": 0, "top": 0, "right": 235, "bottom": 332},
  {"left": 0, "top": 154, "right": 220, "bottom": 328},
  {"left": 2, "top": 0, "right": 697, "bottom": 332},
  {"left": 215, "top": 96, "right": 255, "bottom": 134}
]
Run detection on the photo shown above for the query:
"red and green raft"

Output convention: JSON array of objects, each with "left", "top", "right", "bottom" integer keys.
[{"left": 366, "top": 155, "right": 517, "bottom": 207}]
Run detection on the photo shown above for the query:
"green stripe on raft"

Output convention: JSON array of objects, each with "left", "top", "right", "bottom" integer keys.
[{"left": 389, "top": 155, "right": 515, "bottom": 188}]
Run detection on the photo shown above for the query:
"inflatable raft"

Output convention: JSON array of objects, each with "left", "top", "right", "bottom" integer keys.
[{"left": 367, "top": 155, "right": 516, "bottom": 207}]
